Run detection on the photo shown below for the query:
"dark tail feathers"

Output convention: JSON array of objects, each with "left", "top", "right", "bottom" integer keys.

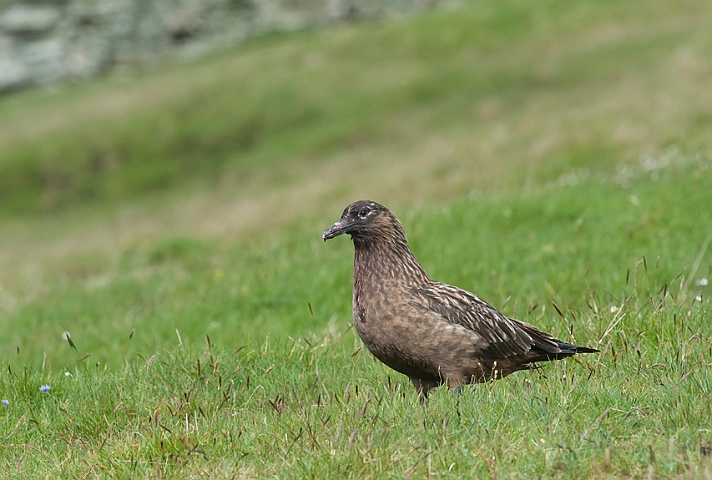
[{"left": 553, "top": 341, "right": 599, "bottom": 358}]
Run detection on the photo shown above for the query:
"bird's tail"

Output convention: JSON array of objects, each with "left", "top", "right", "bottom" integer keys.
[
  {"left": 512, "top": 318, "right": 599, "bottom": 359},
  {"left": 572, "top": 345, "right": 599, "bottom": 354},
  {"left": 554, "top": 341, "right": 599, "bottom": 357}
]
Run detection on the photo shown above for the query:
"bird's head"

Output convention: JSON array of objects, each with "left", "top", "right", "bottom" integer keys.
[{"left": 322, "top": 200, "right": 396, "bottom": 243}]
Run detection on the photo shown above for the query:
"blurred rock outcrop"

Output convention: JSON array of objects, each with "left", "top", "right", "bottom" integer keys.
[{"left": 0, "top": 0, "right": 444, "bottom": 93}]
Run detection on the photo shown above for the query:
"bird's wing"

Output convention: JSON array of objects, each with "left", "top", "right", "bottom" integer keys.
[{"left": 410, "top": 282, "right": 561, "bottom": 359}]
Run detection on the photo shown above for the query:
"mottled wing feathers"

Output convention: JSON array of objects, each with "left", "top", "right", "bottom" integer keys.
[{"left": 410, "top": 282, "right": 562, "bottom": 359}]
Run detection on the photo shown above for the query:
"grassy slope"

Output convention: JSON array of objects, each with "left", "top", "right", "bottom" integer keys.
[
  {"left": 2, "top": 169, "right": 711, "bottom": 479},
  {"left": 0, "top": 0, "right": 711, "bottom": 215},
  {"left": 1, "top": 0, "right": 712, "bottom": 478}
]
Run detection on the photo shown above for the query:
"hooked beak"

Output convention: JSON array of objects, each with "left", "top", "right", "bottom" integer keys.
[{"left": 322, "top": 220, "right": 349, "bottom": 241}]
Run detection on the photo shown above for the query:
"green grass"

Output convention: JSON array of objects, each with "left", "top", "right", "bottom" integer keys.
[
  {"left": 1, "top": 0, "right": 712, "bottom": 477},
  {"left": 2, "top": 301, "right": 710, "bottom": 479},
  {"left": 1, "top": 0, "right": 711, "bottom": 215},
  {"left": 2, "top": 165, "right": 712, "bottom": 478}
]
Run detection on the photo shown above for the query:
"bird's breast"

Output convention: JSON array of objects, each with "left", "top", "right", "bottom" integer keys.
[
  {"left": 351, "top": 276, "right": 392, "bottom": 342},
  {"left": 353, "top": 287, "right": 367, "bottom": 326}
]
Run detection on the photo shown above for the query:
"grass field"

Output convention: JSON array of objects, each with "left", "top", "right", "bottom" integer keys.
[{"left": 1, "top": 0, "right": 712, "bottom": 477}]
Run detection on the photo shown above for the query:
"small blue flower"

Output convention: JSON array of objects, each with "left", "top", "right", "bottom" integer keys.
[
  {"left": 1, "top": 399, "right": 9, "bottom": 406},
  {"left": 39, "top": 384, "right": 51, "bottom": 393}
]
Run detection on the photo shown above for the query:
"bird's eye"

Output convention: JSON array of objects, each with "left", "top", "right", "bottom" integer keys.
[{"left": 358, "top": 207, "right": 370, "bottom": 218}]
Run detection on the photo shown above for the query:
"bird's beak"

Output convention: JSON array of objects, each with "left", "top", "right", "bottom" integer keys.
[{"left": 322, "top": 220, "right": 348, "bottom": 241}]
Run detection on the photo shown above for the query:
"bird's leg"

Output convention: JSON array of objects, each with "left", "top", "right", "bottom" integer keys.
[
  {"left": 448, "top": 382, "right": 464, "bottom": 423},
  {"left": 411, "top": 378, "right": 428, "bottom": 403},
  {"left": 411, "top": 377, "right": 425, "bottom": 403},
  {"left": 411, "top": 378, "right": 438, "bottom": 404}
]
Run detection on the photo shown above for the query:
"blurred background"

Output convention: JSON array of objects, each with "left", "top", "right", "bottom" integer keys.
[{"left": 1, "top": 0, "right": 711, "bottom": 365}]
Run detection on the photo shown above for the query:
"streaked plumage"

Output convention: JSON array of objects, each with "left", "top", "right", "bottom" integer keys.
[{"left": 323, "top": 200, "right": 598, "bottom": 399}]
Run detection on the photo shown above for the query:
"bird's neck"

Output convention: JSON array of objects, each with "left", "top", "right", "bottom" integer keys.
[{"left": 353, "top": 235, "right": 431, "bottom": 287}]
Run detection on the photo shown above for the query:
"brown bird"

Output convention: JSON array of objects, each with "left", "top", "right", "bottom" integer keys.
[{"left": 323, "top": 200, "right": 598, "bottom": 400}]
